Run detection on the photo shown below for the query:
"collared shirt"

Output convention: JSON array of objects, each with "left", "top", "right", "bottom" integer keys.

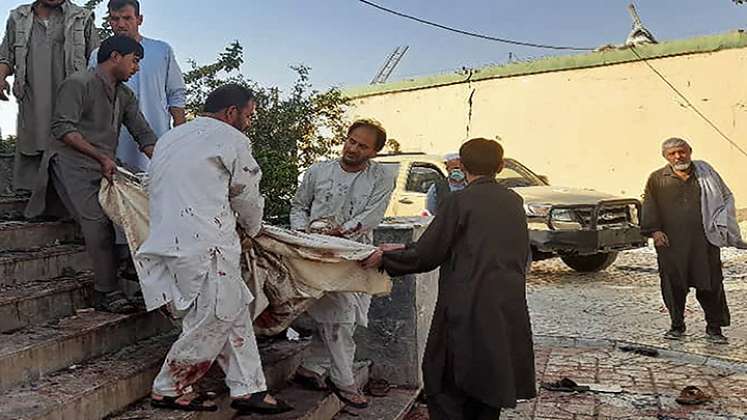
[
  {"left": 89, "top": 37, "right": 186, "bottom": 171},
  {"left": 290, "top": 159, "right": 396, "bottom": 245},
  {"left": 50, "top": 68, "right": 157, "bottom": 170}
]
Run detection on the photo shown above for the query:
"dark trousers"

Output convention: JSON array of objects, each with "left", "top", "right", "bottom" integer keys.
[
  {"left": 427, "top": 392, "right": 500, "bottom": 420},
  {"left": 661, "top": 279, "right": 730, "bottom": 330},
  {"left": 51, "top": 161, "right": 119, "bottom": 293}
]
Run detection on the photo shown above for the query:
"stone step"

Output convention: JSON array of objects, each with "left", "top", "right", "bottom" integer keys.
[
  {"left": 0, "top": 243, "right": 91, "bottom": 287},
  {"left": 0, "top": 332, "right": 177, "bottom": 420},
  {"left": 108, "top": 339, "right": 311, "bottom": 420},
  {"left": 0, "top": 220, "right": 79, "bottom": 251},
  {"left": 0, "top": 196, "right": 27, "bottom": 219},
  {"left": 0, "top": 272, "right": 94, "bottom": 334},
  {"left": 335, "top": 388, "right": 420, "bottom": 420},
  {"left": 0, "top": 309, "right": 174, "bottom": 393}
]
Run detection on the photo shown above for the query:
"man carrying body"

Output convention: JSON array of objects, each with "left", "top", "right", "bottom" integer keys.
[
  {"left": 0, "top": 0, "right": 98, "bottom": 194},
  {"left": 426, "top": 152, "right": 466, "bottom": 216},
  {"left": 290, "top": 119, "right": 395, "bottom": 408},
  {"left": 139, "top": 84, "right": 291, "bottom": 415},
  {"left": 642, "top": 137, "right": 746, "bottom": 344},
  {"left": 25, "top": 35, "right": 157, "bottom": 314},
  {"left": 90, "top": 0, "right": 186, "bottom": 172}
]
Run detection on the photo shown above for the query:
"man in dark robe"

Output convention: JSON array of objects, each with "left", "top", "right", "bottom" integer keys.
[
  {"left": 362, "top": 138, "right": 536, "bottom": 420},
  {"left": 641, "top": 137, "right": 742, "bottom": 344}
]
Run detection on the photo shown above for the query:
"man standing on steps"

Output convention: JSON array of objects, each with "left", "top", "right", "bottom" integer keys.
[
  {"left": 89, "top": 0, "right": 186, "bottom": 173},
  {"left": 25, "top": 35, "right": 157, "bottom": 314},
  {"left": 139, "top": 84, "right": 292, "bottom": 415},
  {"left": 0, "top": 0, "right": 99, "bottom": 194},
  {"left": 642, "top": 137, "right": 746, "bottom": 344},
  {"left": 290, "top": 119, "right": 396, "bottom": 409},
  {"left": 88, "top": 0, "right": 187, "bottom": 279}
]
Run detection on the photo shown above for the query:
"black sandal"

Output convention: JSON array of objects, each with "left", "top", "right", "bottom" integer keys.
[
  {"left": 231, "top": 391, "right": 293, "bottom": 415},
  {"left": 326, "top": 377, "right": 369, "bottom": 409},
  {"left": 94, "top": 291, "right": 137, "bottom": 314},
  {"left": 150, "top": 393, "right": 218, "bottom": 412}
]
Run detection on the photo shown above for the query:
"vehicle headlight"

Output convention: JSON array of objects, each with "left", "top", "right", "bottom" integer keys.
[
  {"left": 550, "top": 209, "right": 576, "bottom": 222},
  {"left": 524, "top": 203, "right": 552, "bottom": 218}
]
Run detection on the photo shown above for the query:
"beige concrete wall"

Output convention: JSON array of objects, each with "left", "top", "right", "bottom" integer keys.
[{"left": 349, "top": 48, "right": 747, "bottom": 210}]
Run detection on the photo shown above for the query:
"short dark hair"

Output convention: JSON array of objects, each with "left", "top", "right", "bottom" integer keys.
[
  {"left": 97, "top": 35, "right": 144, "bottom": 64},
  {"left": 108, "top": 0, "right": 140, "bottom": 15},
  {"left": 203, "top": 84, "right": 256, "bottom": 114},
  {"left": 347, "top": 119, "right": 387, "bottom": 151},
  {"left": 459, "top": 138, "right": 504, "bottom": 176}
]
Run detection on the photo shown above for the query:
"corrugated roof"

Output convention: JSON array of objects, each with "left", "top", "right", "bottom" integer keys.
[{"left": 345, "top": 31, "right": 747, "bottom": 99}]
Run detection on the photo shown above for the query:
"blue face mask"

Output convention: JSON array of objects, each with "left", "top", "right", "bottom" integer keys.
[{"left": 448, "top": 169, "right": 466, "bottom": 183}]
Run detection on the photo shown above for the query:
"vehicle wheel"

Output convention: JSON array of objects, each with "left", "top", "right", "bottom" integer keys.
[{"left": 561, "top": 252, "right": 618, "bottom": 272}]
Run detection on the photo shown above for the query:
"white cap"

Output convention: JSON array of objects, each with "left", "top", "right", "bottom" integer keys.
[{"left": 443, "top": 152, "right": 460, "bottom": 162}]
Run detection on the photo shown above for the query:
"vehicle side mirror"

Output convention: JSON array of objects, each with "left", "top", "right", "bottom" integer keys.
[{"left": 538, "top": 175, "right": 549, "bottom": 184}]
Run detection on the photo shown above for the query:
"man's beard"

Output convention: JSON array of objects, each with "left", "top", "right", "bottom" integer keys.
[
  {"left": 342, "top": 154, "right": 367, "bottom": 167},
  {"left": 673, "top": 161, "right": 691, "bottom": 171}
]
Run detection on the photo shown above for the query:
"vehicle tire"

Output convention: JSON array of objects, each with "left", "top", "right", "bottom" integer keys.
[{"left": 561, "top": 252, "right": 618, "bottom": 272}]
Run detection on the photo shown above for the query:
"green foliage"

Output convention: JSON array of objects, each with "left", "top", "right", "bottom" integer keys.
[
  {"left": 185, "top": 43, "right": 350, "bottom": 224},
  {"left": 83, "top": 0, "right": 114, "bottom": 39}
]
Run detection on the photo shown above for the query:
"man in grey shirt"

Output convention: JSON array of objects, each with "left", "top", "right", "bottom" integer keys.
[
  {"left": 0, "top": 0, "right": 98, "bottom": 193},
  {"left": 290, "top": 119, "right": 395, "bottom": 408},
  {"left": 26, "top": 35, "right": 157, "bottom": 314}
]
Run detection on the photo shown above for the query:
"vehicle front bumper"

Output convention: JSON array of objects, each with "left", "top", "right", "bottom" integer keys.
[{"left": 530, "top": 226, "right": 647, "bottom": 255}]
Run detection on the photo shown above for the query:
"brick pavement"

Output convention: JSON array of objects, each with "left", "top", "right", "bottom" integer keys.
[{"left": 502, "top": 344, "right": 747, "bottom": 419}]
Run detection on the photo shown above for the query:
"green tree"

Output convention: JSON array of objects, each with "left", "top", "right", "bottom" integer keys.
[
  {"left": 83, "top": 0, "right": 113, "bottom": 39},
  {"left": 184, "top": 43, "right": 350, "bottom": 223}
]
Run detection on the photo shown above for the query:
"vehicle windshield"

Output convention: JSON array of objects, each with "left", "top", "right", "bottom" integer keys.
[{"left": 497, "top": 159, "right": 546, "bottom": 188}]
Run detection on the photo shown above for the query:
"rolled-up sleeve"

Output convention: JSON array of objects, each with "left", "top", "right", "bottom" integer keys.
[
  {"left": 122, "top": 90, "right": 158, "bottom": 149},
  {"left": 51, "top": 77, "right": 86, "bottom": 140},
  {"left": 228, "top": 139, "right": 264, "bottom": 237},
  {"left": 165, "top": 45, "right": 186, "bottom": 108},
  {"left": 0, "top": 16, "right": 16, "bottom": 71}
]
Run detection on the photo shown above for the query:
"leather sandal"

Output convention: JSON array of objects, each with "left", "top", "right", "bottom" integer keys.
[
  {"left": 326, "top": 377, "right": 369, "bottom": 409},
  {"left": 675, "top": 386, "right": 711, "bottom": 405},
  {"left": 151, "top": 393, "right": 218, "bottom": 412},
  {"left": 231, "top": 391, "right": 293, "bottom": 415}
]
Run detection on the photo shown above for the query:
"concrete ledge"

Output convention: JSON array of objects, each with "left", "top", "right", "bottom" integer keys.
[
  {"left": 0, "top": 220, "right": 79, "bottom": 251},
  {"left": 0, "top": 333, "right": 176, "bottom": 420},
  {"left": 0, "top": 310, "right": 175, "bottom": 392},
  {"left": 534, "top": 334, "right": 747, "bottom": 374},
  {"left": 0, "top": 273, "right": 94, "bottom": 334},
  {"left": 0, "top": 244, "right": 90, "bottom": 286},
  {"left": 0, "top": 196, "right": 26, "bottom": 218}
]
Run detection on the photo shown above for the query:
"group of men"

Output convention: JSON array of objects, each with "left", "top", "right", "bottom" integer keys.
[
  {"left": 0, "top": 0, "right": 397, "bottom": 415},
  {"left": 1, "top": 1, "right": 744, "bottom": 419}
]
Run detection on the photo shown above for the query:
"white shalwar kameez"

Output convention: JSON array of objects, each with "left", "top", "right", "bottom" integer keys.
[
  {"left": 290, "top": 159, "right": 395, "bottom": 389},
  {"left": 136, "top": 116, "right": 266, "bottom": 398}
]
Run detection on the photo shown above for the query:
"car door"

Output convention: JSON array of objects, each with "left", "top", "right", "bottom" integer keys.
[{"left": 396, "top": 162, "right": 446, "bottom": 217}]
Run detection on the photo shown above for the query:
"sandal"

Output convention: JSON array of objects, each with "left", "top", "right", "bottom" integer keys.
[
  {"left": 540, "top": 378, "right": 591, "bottom": 393},
  {"left": 94, "top": 291, "right": 137, "bottom": 314},
  {"left": 326, "top": 377, "right": 369, "bottom": 409},
  {"left": 150, "top": 392, "right": 218, "bottom": 412},
  {"left": 675, "top": 386, "right": 711, "bottom": 405},
  {"left": 231, "top": 391, "right": 293, "bottom": 415},
  {"left": 366, "top": 378, "right": 392, "bottom": 397}
]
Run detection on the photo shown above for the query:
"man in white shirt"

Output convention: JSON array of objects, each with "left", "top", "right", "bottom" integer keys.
[
  {"left": 290, "top": 119, "right": 395, "bottom": 408},
  {"left": 138, "top": 84, "right": 290, "bottom": 415}
]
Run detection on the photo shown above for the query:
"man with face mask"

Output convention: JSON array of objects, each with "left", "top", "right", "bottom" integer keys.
[
  {"left": 290, "top": 119, "right": 396, "bottom": 408},
  {"left": 139, "top": 84, "right": 291, "bottom": 415},
  {"left": 25, "top": 35, "right": 156, "bottom": 314},
  {"left": 642, "top": 137, "right": 745, "bottom": 344},
  {"left": 0, "top": 0, "right": 99, "bottom": 194},
  {"left": 426, "top": 152, "right": 466, "bottom": 216}
]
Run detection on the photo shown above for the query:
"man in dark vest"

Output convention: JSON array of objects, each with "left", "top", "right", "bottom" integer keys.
[{"left": 363, "top": 138, "right": 536, "bottom": 420}]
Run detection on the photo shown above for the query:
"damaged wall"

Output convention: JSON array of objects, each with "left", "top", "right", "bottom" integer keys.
[{"left": 346, "top": 32, "right": 747, "bottom": 211}]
